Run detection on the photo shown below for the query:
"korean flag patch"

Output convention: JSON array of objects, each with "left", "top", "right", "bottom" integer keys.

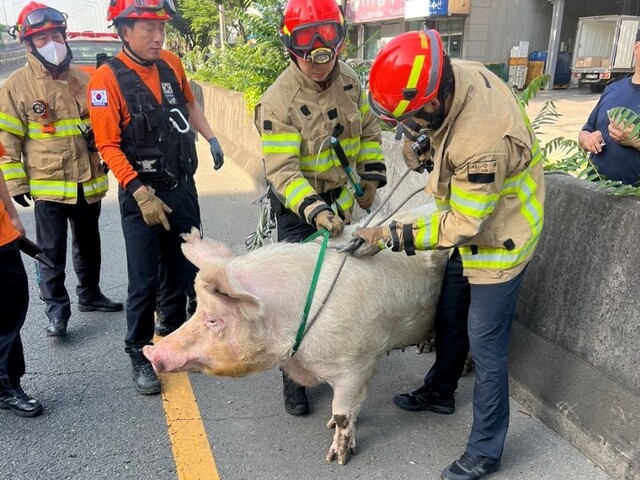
[{"left": 91, "top": 90, "right": 108, "bottom": 107}]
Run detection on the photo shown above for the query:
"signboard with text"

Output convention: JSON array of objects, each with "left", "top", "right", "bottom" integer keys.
[
  {"left": 405, "top": 0, "right": 449, "bottom": 20},
  {"left": 345, "top": 0, "right": 405, "bottom": 23}
]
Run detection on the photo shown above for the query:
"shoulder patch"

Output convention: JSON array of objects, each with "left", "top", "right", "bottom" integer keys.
[{"left": 91, "top": 90, "right": 108, "bottom": 107}]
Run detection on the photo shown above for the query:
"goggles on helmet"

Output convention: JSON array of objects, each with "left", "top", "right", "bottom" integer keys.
[
  {"left": 288, "top": 21, "right": 343, "bottom": 51},
  {"left": 115, "top": 0, "right": 176, "bottom": 17},
  {"left": 22, "top": 7, "right": 67, "bottom": 30}
]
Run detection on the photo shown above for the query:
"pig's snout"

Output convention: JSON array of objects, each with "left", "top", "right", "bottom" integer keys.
[{"left": 143, "top": 344, "right": 189, "bottom": 373}]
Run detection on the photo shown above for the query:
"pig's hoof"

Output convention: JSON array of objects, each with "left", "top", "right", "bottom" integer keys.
[
  {"left": 326, "top": 417, "right": 336, "bottom": 429},
  {"left": 326, "top": 446, "right": 354, "bottom": 465}
]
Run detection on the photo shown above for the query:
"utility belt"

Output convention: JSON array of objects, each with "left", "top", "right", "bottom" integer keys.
[
  {"left": 268, "top": 185, "right": 343, "bottom": 216},
  {"left": 146, "top": 175, "right": 189, "bottom": 193}
]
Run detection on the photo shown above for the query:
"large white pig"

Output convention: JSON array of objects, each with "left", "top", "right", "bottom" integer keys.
[{"left": 143, "top": 222, "right": 447, "bottom": 465}]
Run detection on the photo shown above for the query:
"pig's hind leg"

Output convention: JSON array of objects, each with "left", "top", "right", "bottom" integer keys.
[{"left": 325, "top": 364, "right": 374, "bottom": 465}]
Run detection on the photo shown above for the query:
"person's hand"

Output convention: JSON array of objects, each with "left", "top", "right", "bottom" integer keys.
[
  {"left": 351, "top": 225, "right": 392, "bottom": 256},
  {"left": 580, "top": 130, "right": 605, "bottom": 154},
  {"left": 209, "top": 137, "right": 224, "bottom": 170},
  {"left": 13, "top": 193, "right": 31, "bottom": 207},
  {"left": 314, "top": 210, "right": 344, "bottom": 237},
  {"left": 356, "top": 179, "right": 377, "bottom": 210},
  {"left": 608, "top": 119, "right": 640, "bottom": 149},
  {"left": 402, "top": 140, "right": 427, "bottom": 173},
  {"left": 132, "top": 186, "right": 172, "bottom": 230}
]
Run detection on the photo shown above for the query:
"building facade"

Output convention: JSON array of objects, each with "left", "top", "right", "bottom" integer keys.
[{"left": 342, "top": 0, "right": 639, "bottom": 83}]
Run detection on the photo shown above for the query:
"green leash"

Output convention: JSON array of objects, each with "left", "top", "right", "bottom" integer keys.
[{"left": 291, "top": 228, "right": 330, "bottom": 356}]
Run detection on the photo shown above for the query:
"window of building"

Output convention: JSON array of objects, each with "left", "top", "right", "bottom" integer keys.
[
  {"left": 363, "top": 22, "right": 403, "bottom": 60},
  {"left": 407, "top": 17, "right": 464, "bottom": 59}
]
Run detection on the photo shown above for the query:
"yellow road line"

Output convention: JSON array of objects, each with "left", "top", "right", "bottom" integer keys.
[{"left": 159, "top": 369, "right": 220, "bottom": 480}]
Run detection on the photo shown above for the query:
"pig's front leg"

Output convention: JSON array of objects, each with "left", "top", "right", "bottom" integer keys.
[{"left": 325, "top": 369, "right": 372, "bottom": 465}]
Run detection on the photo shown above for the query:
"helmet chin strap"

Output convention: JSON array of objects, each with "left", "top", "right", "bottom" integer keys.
[{"left": 122, "top": 42, "right": 154, "bottom": 67}]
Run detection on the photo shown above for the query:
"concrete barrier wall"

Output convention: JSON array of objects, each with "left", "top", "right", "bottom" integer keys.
[{"left": 195, "top": 82, "right": 640, "bottom": 479}]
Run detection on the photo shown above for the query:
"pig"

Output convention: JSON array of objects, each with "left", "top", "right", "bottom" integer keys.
[{"left": 144, "top": 221, "right": 448, "bottom": 465}]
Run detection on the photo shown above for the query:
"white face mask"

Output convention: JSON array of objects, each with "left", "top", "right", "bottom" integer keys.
[{"left": 36, "top": 40, "right": 68, "bottom": 66}]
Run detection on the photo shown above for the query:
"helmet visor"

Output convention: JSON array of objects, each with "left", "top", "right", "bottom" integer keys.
[
  {"left": 23, "top": 8, "right": 67, "bottom": 29},
  {"left": 133, "top": 0, "right": 176, "bottom": 14},
  {"left": 290, "top": 21, "right": 343, "bottom": 51},
  {"left": 368, "top": 90, "right": 423, "bottom": 126}
]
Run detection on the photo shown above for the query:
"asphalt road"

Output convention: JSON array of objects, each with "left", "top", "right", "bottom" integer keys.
[{"left": 0, "top": 69, "right": 612, "bottom": 480}]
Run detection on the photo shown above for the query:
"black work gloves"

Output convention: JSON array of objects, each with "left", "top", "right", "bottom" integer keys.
[{"left": 209, "top": 138, "right": 224, "bottom": 170}]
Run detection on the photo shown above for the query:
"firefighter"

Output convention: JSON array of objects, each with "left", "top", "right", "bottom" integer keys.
[
  {"left": 254, "top": 0, "right": 386, "bottom": 416},
  {"left": 350, "top": 31, "right": 545, "bottom": 480},
  {"left": 0, "top": 2, "right": 122, "bottom": 339},
  {"left": 88, "top": 0, "right": 224, "bottom": 395},
  {"left": 0, "top": 142, "right": 43, "bottom": 418}
]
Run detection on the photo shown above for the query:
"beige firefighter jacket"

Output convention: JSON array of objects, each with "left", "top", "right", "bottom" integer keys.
[
  {"left": 0, "top": 53, "right": 108, "bottom": 204},
  {"left": 405, "top": 60, "right": 545, "bottom": 284},
  {"left": 255, "top": 60, "right": 385, "bottom": 225}
]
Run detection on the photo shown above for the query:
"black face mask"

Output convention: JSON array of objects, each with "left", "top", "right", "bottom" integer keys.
[{"left": 415, "top": 103, "right": 447, "bottom": 131}]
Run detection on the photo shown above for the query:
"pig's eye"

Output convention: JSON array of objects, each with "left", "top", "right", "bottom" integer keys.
[{"left": 204, "top": 314, "right": 224, "bottom": 330}]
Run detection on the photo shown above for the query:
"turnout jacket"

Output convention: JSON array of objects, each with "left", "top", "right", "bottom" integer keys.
[
  {"left": 0, "top": 53, "right": 108, "bottom": 204},
  {"left": 256, "top": 60, "right": 386, "bottom": 225},
  {"left": 407, "top": 60, "right": 545, "bottom": 284}
]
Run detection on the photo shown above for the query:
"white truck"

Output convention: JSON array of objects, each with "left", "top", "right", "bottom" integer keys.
[{"left": 571, "top": 15, "right": 640, "bottom": 93}]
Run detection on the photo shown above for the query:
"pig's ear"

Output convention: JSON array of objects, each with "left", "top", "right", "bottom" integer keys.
[
  {"left": 203, "top": 266, "right": 263, "bottom": 320},
  {"left": 181, "top": 228, "right": 235, "bottom": 269}
]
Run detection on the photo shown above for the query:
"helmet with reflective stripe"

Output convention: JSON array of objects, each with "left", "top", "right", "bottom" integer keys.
[
  {"left": 368, "top": 30, "right": 444, "bottom": 122},
  {"left": 107, "top": 0, "right": 175, "bottom": 23},
  {"left": 15, "top": 2, "right": 67, "bottom": 41},
  {"left": 280, "top": 0, "right": 346, "bottom": 60}
]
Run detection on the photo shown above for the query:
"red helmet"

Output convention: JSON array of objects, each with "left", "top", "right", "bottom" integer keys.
[
  {"left": 107, "top": 0, "right": 175, "bottom": 23},
  {"left": 280, "top": 0, "right": 346, "bottom": 62},
  {"left": 15, "top": 2, "right": 67, "bottom": 41},
  {"left": 368, "top": 30, "right": 445, "bottom": 123}
]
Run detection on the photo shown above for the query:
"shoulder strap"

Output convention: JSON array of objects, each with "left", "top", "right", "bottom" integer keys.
[{"left": 106, "top": 57, "right": 160, "bottom": 110}]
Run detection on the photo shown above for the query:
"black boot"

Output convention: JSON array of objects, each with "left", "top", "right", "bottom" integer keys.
[
  {"left": 154, "top": 311, "right": 181, "bottom": 337},
  {"left": 0, "top": 380, "right": 43, "bottom": 418},
  {"left": 78, "top": 292, "right": 123, "bottom": 312},
  {"left": 126, "top": 347, "right": 161, "bottom": 395},
  {"left": 45, "top": 318, "right": 68, "bottom": 337},
  {"left": 282, "top": 372, "right": 308, "bottom": 416}
]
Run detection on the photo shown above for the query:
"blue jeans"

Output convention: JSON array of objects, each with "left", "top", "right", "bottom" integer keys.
[{"left": 424, "top": 249, "right": 525, "bottom": 460}]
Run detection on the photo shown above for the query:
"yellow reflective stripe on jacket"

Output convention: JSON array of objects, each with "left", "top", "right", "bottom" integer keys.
[
  {"left": 29, "top": 179, "right": 79, "bottom": 198},
  {"left": 360, "top": 91, "right": 370, "bottom": 119},
  {"left": 284, "top": 177, "right": 315, "bottom": 211},
  {"left": 414, "top": 212, "right": 440, "bottom": 250},
  {"left": 299, "top": 136, "right": 361, "bottom": 173},
  {"left": 459, "top": 234, "right": 540, "bottom": 270},
  {"left": 450, "top": 184, "right": 500, "bottom": 219},
  {"left": 0, "top": 112, "right": 26, "bottom": 137},
  {"left": 358, "top": 141, "right": 384, "bottom": 163},
  {"left": 82, "top": 174, "right": 109, "bottom": 198},
  {"left": 262, "top": 132, "right": 301, "bottom": 156},
  {"left": 299, "top": 146, "right": 340, "bottom": 173},
  {"left": 27, "top": 118, "right": 90, "bottom": 139},
  {"left": 502, "top": 141, "right": 544, "bottom": 236},
  {"left": 0, "top": 162, "right": 27, "bottom": 180},
  {"left": 436, "top": 198, "right": 450, "bottom": 211},
  {"left": 334, "top": 186, "right": 354, "bottom": 214}
]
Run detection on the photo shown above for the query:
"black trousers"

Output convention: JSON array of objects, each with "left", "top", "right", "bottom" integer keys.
[
  {"left": 156, "top": 177, "right": 201, "bottom": 319},
  {"left": 0, "top": 240, "right": 29, "bottom": 385},
  {"left": 119, "top": 180, "right": 199, "bottom": 347},
  {"left": 34, "top": 187, "right": 102, "bottom": 322}
]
